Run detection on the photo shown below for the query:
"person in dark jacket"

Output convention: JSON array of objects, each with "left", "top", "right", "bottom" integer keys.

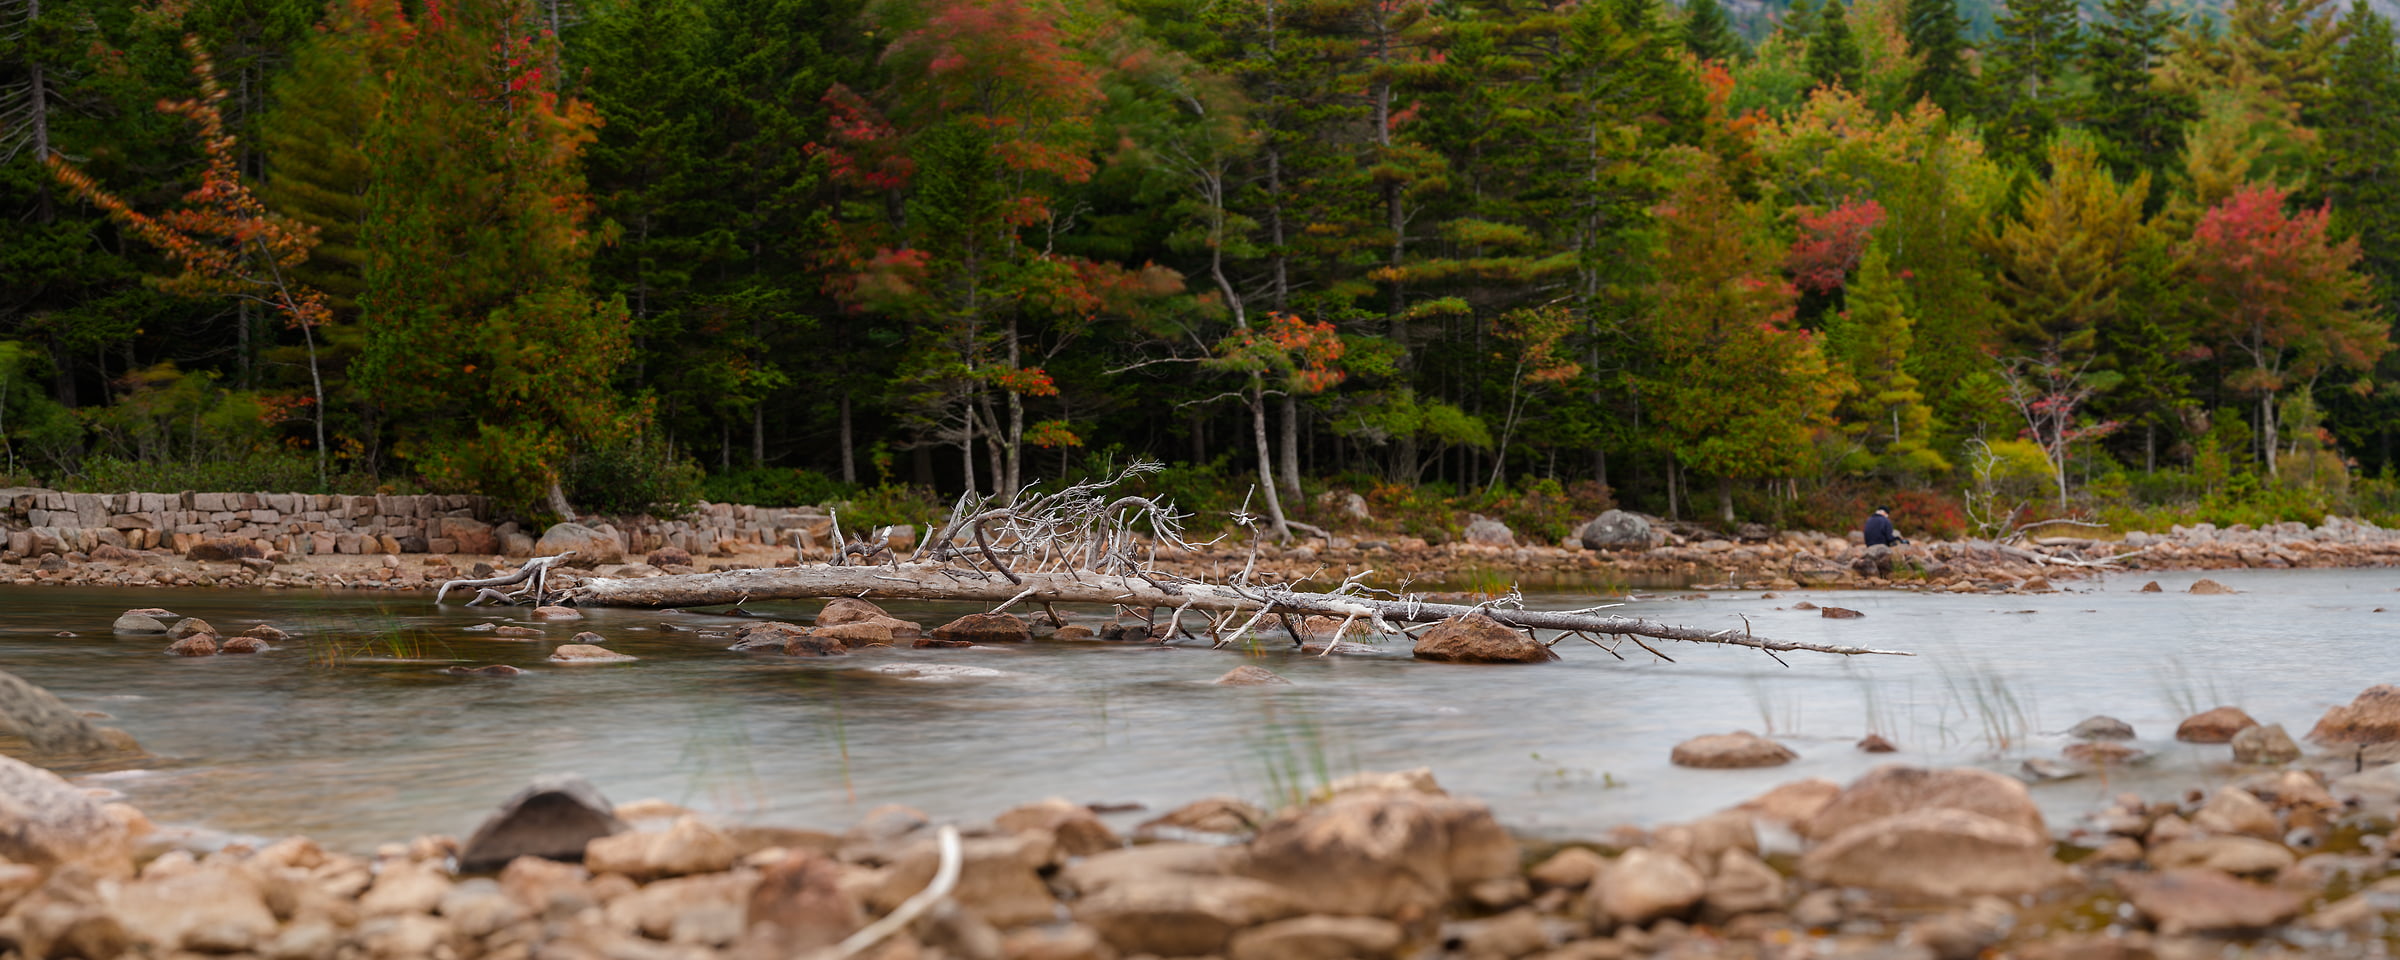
[{"left": 1863, "top": 506, "right": 1904, "bottom": 547}]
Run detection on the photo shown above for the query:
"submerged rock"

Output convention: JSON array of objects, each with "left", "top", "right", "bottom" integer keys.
[
  {"left": 218, "top": 636, "right": 269, "bottom": 654},
  {"left": 1214, "top": 665, "right": 1291, "bottom": 686},
  {"left": 2176, "top": 706, "right": 2260, "bottom": 743},
  {"left": 443, "top": 664, "right": 525, "bottom": 678},
  {"left": 2188, "top": 578, "right": 2237, "bottom": 595},
  {"left": 166, "top": 617, "right": 215, "bottom": 639},
  {"left": 2061, "top": 741, "right": 2145, "bottom": 767},
  {"left": 240, "top": 623, "right": 289, "bottom": 641},
  {"left": 1818, "top": 606, "right": 1865, "bottom": 619},
  {"left": 1670, "top": 731, "right": 1795, "bottom": 769},
  {"left": 1411, "top": 613, "right": 1557, "bottom": 664},
  {"left": 2068, "top": 715, "right": 2136, "bottom": 741},
  {"left": 867, "top": 663, "right": 1008, "bottom": 681},
  {"left": 457, "top": 775, "right": 627, "bottom": 872},
  {"left": 549, "top": 644, "right": 635, "bottom": 663}
]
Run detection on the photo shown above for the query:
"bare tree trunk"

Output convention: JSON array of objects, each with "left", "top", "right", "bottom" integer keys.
[
  {"left": 547, "top": 480, "right": 576, "bottom": 520},
  {"left": 752, "top": 403, "right": 765, "bottom": 469},
  {"left": 1279, "top": 394, "right": 1302, "bottom": 498},
  {"left": 1718, "top": 476, "right": 1735, "bottom": 525},
  {"left": 1251, "top": 379, "right": 1292, "bottom": 541},
  {"left": 839, "top": 391, "right": 856, "bottom": 485}
]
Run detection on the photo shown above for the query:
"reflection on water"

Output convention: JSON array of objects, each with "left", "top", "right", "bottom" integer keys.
[{"left": 0, "top": 568, "right": 2388, "bottom": 851}]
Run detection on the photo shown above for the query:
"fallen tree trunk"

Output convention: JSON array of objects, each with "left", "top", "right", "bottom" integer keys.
[{"left": 563, "top": 564, "right": 1908, "bottom": 659}]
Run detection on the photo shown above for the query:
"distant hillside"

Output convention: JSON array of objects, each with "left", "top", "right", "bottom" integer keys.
[{"left": 1715, "top": 0, "right": 2400, "bottom": 43}]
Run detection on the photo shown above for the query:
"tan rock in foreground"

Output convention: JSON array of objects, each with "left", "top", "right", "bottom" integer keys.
[
  {"left": 586, "top": 816, "right": 740, "bottom": 880},
  {"left": 1592, "top": 848, "right": 1704, "bottom": 924},
  {"left": 1799, "top": 807, "right": 2068, "bottom": 901},
  {"left": 2120, "top": 868, "right": 2302, "bottom": 933},
  {"left": 1240, "top": 783, "right": 1518, "bottom": 919}
]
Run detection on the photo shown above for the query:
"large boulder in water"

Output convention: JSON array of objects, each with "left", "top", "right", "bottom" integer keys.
[
  {"left": 2307, "top": 684, "right": 2400, "bottom": 745},
  {"left": 1411, "top": 613, "right": 1558, "bottom": 664},
  {"left": 1577, "top": 510, "right": 1653, "bottom": 550},
  {"left": 458, "top": 775, "right": 628, "bottom": 872},
  {"left": 0, "top": 670, "right": 140, "bottom": 761},
  {"left": 535, "top": 522, "right": 624, "bottom": 565}
]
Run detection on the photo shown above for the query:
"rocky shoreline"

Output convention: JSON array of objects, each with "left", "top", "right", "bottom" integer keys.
[
  {"left": 4, "top": 511, "right": 2398, "bottom": 597},
  {"left": 7, "top": 682, "right": 2400, "bottom": 960}
]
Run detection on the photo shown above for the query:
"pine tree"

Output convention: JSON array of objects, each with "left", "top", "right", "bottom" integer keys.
[
  {"left": 1827, "top": 244, "right": 1945, "bottom": 472},
  {"left": 1982, "top": 137, "right": 2152, "bottom": 364},
  {"left": 2083, "top": 0, "right": 2197, "bottom": 187},
  {"left": 1682, "top": 0, "right": 1746, "bottom": 63},
  {"left": 1782, "top": 0, "right": 1821, "bottom": 41},
  {"left": 1900, "top": 0, "right": 1973, "bottom": 113},
  {"left": 1983, "top": 0, "right": 2084, "bottom": 159},
  {"left": 354, "top": 0, "right": 631, "bottom": 511},
  {"left": 1807, "top": 0, "right": 1866, "bottom": 90},
  {"left": 258, "top": 0, "right": 401, "bottom": 317},
  {"left": 2321, "top": 1, "right": 2400, "bottom": 303}
]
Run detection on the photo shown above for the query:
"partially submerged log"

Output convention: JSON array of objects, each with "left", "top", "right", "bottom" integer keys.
[
  {"left": 544, "top": 460, "right": 1906, "bottom": 663},
  {"left": 563, "top": 565, "right": 1907, "bottom": 660}
]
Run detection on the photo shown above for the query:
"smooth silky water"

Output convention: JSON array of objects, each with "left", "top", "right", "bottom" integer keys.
[{"left": 0, "top": 567, "right": 2390, "bottom": 852}]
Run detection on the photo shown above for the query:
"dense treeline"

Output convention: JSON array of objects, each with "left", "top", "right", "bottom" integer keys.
[{"left": 4, "top": 0, "right": 2400, "bottom": 537}]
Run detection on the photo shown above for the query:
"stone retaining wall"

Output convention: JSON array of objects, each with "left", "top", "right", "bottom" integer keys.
[{"left": 0, "top": 488, "right": 836, "bottom": 561}]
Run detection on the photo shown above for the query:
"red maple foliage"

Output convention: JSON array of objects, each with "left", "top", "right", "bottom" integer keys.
[{"left": 1786, "top": 198, "right": 1885, "bottom": 295}]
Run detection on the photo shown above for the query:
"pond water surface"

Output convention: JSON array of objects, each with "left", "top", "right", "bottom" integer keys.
[{"left": 0, "top": 567, "right": 2390, "bottom": 851}]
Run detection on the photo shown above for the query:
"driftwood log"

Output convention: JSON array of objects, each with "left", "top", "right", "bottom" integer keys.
[
  {"left": 543, "top": 460, "right": 1907, "bottom": 663},
  {"left": 563, "top": 565, "right": 1907, "bottom": 660}
]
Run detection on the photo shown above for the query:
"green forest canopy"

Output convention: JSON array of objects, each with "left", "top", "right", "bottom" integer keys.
[{"left": 5, "top": 0, "right": 2400, "bottom": 536}]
